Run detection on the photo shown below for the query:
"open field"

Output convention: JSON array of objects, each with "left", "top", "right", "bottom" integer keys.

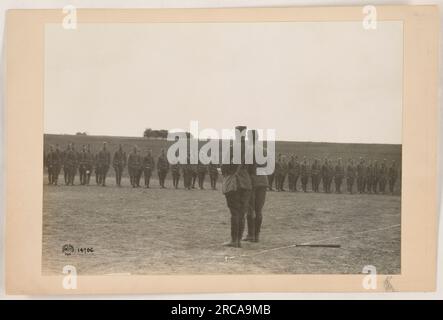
[{"left": 42, "top": 175, "right": 401, "bottom": 275}]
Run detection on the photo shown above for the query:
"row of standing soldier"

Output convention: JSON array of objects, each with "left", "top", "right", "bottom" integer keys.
[
  {"left": 268, "top": 155, "right": 399, "bottom": 195},
  {"left": 45, "top": 142, "right": 220, "bottom": 189}
]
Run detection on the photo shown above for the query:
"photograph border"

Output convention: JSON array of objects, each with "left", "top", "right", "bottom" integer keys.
[{"left": 5, "top": 5, "right": 439, "bottom": 294}]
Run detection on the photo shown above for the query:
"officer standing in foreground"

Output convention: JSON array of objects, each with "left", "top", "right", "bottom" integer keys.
[
  {"left": 157, "top": 148, "right": 170, "bottom": 188},
  {"left": 244, "top": 129, "right": 268, "bottom": 243},
  {"left": 96, "top": 142, "right": 111, "bottom": 186},
  {"left": 208, "top": 161, "right": 219, "bottom": 190},
  {"left": 334, "top": 158, "right": 344, "bottom": 193},
  {"left": 346, "top": 159, "right": 356, "bottom": 194},
  {"left": 388, "top": 160, "right": 398, "bottom": 195},
  {"left": 112, "top": 144, "right": 126, "bottom": 187},
  {"left": 221, "top": 126, "right": 252, "bottom": 248},
  {"left": 142, "top": 149, "right": 155, "bottom": 188}
]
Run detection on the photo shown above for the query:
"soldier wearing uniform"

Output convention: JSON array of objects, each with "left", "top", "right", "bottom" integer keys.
[
  {"left": 388, "top": 160, "right": 398, "bottom": 195},
  {"left": 356, "top": 158, "right": 366, "bottom": 193},
  {"left": 346, "top": 159, "right": 356, "bottom": 194},
  {"left": 183, "top": 154, "right": 193, "bottom": 190},
  {"left": 190, "top": 163, "right": 198, "bottom": 189},
  {"left": 128, "top": 147, "right": 141, "bottom": 187},
  {"left": 95, "top": 142, "right": 111, "bottom": 186},
  {"left": 334, "top": 158, "right": 345, "bottom": 193},
  {"left": 46, "top": 145, "right": 61, "bottom": 185},
  {"left": 379, "top": 159, "right": 388, "bottom": 193},
  {"left": 243, "top": 129, "right": 268, "bottom": 243},
  {"left": 197, "top": 161, "right": 207, "bottom": 189},
  {"left": 321, "top": 158, "right": 331, "bottom": 193},
  {"left": 61, "top": 145, "right": 68, "bottom": 184},
  {"left": 85, "top": 144, "right": 94, "bottom": 185},
  {"left": 78, "top": 145, "right": 89, "bottom": 185},
  {"left": 142, "top": 149, "right": 155, "bottom": 188},
  {"left": 171, "top": 162, "right": 181, "bottom": 189},
  {"left": 300, "top": 157, "right": 309, "bottom": 192},
  {"left": 311, "top": 159, "right": 321, "bottom": 192},
  {"left": 267, "top": 171, "right": 275, "bottom": 191},
  {"left": 64, "top": 144, "right": 77, "bottom": 186},
  {"left": 276, "top": 154, "right": 288, "bottom": 191},
  {"left": 208, "top": 161, "right": 219, "bottom": 190},
  {"left": 372, "top": 160, "right": 380, "bottom": 194},
  {"left": 366, "top": 160, "right": 374, "bottom": 193},
  {"left": 113, "top": 144, "right": 127, "bottom": 187},
  {"left": 221, "top": 126, "right": 252, "bottom": 248},
  {"left": 69, "top": 143, "right": 79, "bottom": 185},
  {"left": 157, "top": 148, "right": 169, "bottom": 188}
]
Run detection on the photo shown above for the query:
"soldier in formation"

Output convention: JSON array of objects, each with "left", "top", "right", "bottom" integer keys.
[
  {"left": 113, "top": 144, "right": 126, "bottom": 187},
  {"left": 143, "top": 149, "right": 155, "bottom": 188},
  {"left": 157, "top": 148, "right": 169, "bottom": 188},
  {"left": 171, "top": 162, "right": 181, "bottom": 189},
  {"left": 128, "top": 146, "right": 142, "bottom": 188},
  {"left": 208, "top": 161, "right": 219, "bottom": 190}
]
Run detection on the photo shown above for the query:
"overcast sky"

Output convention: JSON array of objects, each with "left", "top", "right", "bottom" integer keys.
[{"left": 45, "top": 21, "right": 403, "bottom": 143}]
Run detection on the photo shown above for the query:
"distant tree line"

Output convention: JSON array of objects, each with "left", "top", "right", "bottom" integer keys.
[{"left": 143, "top": 128, "right": 192, "bottom": 139}]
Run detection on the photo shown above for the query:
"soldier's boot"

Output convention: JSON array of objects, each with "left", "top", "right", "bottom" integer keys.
[
  {"left": 223, "top": 215, "right": 239, "bottom": 248},
  {"left": 254, "top": 215, "right": 263, "bottom": 243},
  {"left": 243, "top": 215, "right": 255, "bottom": 241}
]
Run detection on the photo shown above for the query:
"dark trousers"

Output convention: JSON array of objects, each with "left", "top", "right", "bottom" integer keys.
[
  {"left": 379, "top": 178, "right": 387, "bottom": 193},
  {"left": 63, "top": 166, "right": 69, "bottom": 184},
  {"left": 372, "top": 178, "right": 379, "bottom": 193},
  {"left": 225, "top": 188, "right": 251, "bottom": 246},
  {"left": 172, "top": 173, "right": 180, "bottom": 188},
  {"left": 301, "top": 176, "right": 308, "bottom": 192},
  {"left": 114, "top": 165, "right": 124, "bottom": 186},
  {"left": 335, "top": 177, "right": 343, "bottom": 193},
  {"left": 209, "top": 173, "right": 218, "bottom": 190},
  {"left": 144, "top": 168, "right": 152, "bottom": 187},
  {"left": 277, "top": 173, "right": 286, "bottom": 191},
  {"left": 389, "top": 178, "right": 396, "bottom": 193},
  {"left": 158, "top": 170, "right": 167, "bottom": 188},
  {"left": 183, "top": 171, "right": 192, "bottom": 189},
  {"left": 97, "top": 165, "right": 109, "bottom": 186},
  {"left": 245, "top": 186, "right": 267, "bottom": 241},
  {"left": 347, "top": 177, "right": 354, "bottom": 194},
  {"left": 268, "top": 174, "right": 275, "bottom": 190},
  {"left": 191, "top": 172, "right": 197, "bottom": 188},
  {"left": 79, "top": 164, "right": 87, "bottom": 185},
  {"left": 198, "top": 172, "right": 206, "bottom": 189},
  {"left": 67, "top": 166, "right": 77, "bottom": 185}
]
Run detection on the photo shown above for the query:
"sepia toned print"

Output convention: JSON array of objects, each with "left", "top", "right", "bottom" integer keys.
[
  {"left": 42, "top": 20, "right": 402, "bottom": 275},
  {"left": 5, "top": 6, "right": 438, "bottom": 294}
]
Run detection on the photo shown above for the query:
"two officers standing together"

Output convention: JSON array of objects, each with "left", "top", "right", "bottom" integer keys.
[{"left": 221, "top": 126, "right": 268, "bottom": 248}]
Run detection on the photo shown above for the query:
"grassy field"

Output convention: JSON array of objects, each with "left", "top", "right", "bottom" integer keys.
[
  {"left": 42, "top": 134, "right": 401, "bottom": 275},
  {"left": 42, "top": 175, "right": 401, "bottom": 275}
]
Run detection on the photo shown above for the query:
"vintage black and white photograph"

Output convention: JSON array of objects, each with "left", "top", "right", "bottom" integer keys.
[{"left": 42, "top": 20, "right": 402, "bottom": 275}]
